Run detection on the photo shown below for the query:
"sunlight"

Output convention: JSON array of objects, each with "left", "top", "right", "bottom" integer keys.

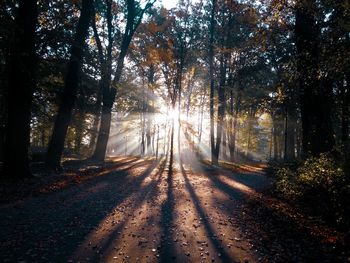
[
  {"left": 168, "top": 108, "right": 180, "bottom": 121},
  {"left": 160, "top": 0, "right": 177, "bottom": 9}
]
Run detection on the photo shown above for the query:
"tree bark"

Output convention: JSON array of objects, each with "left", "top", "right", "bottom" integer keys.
[
  {"left": 213, "top": 53, "right": 226, "bottom": 162},
  {"left": 222, "top": 121, "right": 228, "bottom": 160},
  {"left": 74, "top": 109, "right": 85, "bottom": 154},
  {"left": 209, "top": 0, "right": 216, "bottom": 165},
  {"left": 45, "top": 0, "right": 93, "bottom": 169},
  {"left": 92, "top": 0, "right": 153, "bottom": 161},
  {"left": 3, "top": 0, "right": 38, "bottom": 179},
  {"left": 88, "top": 4, "right": 110, "bottom": 152},
  {"left": 229, "top": 87, "right": 240, "bottom": 162}
]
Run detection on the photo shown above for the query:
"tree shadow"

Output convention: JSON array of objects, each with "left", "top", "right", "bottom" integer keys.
[
  {"left": 74, "top": 157, "right": 168, "bottom": 262},
  {"left": 197, "top": 159, "right": 347, "bottom": 262},
  {"left": 60, "top": 158, "right": 159, "bottom": 209},
  {"left": 159, "top": 154, "right": 179, "bottom": 262},
  {"left": 0, "top": 157, "right": 160, "bottom": 262},
  {"left": 208, "top": 165, "right": 272, "bottom": 190},
  {"left": 179, "top": 160, "right": 239, "bottom": 263},
  {"left": 63, "top": 156, "right": 140, "bottom": 172}
]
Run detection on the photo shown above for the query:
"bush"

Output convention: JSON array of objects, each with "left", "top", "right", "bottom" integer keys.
[
  {"left": 275, "top": 166, "right": 302, "bottom": 200},
  {"left": 273, "top": 153, "right": 350, "bottom": 227}
]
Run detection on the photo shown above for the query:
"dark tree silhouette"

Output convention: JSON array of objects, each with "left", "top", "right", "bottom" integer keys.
[
  {"left": 295, "top": 0, "right": 335, "bottom": 156},
  {"left": 92, "top": 0, "right": 155, "bottom": 162},
  {"left": 45, "top": 0, "right": 94, "bottom": 170},
  {"left": 3, "top": 0, "right": 38, "bottom": 179}
]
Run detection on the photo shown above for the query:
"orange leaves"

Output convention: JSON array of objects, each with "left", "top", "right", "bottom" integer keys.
[{"left": 147, "top": 21, "right": 160, "bottom": 34}]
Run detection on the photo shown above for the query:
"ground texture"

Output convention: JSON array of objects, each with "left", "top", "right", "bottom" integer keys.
[{"left": 0, "top": 152, "right": 349, "bottom": 262}]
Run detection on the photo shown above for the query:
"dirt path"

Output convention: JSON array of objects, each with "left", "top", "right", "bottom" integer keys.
[{"left": 0, "top": 152, "right": 347, "bottom": 262}]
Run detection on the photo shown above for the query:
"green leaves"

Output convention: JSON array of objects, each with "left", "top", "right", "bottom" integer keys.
[{"left": 273, "top": 153, "right": 350, "bottom": 226}]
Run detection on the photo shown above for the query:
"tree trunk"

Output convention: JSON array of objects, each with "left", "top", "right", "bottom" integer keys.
[
  {"left": 169, "top": 118, "right": 175, "bottom": 170},
  {"left": 213, "top": 53, "right": 226, "bottom": 163},
  {"left": 91, "top": 29, "right": 130, "bottom": 160},
  {"left": 285, "top": 105, "right": 296, "bottom": 161},
  {"left": 89, "top": 0, "right": 113, "bottom": 156},
  {"left": 45, "top": 0, "right": 93, "bottom": 169},
  {"left": 156, "top": 125, "right": 159, "bottom": 159},
  {"left": 272, "top": 116, "right": 279, "bottom": 160},
  {"left": 246, "top": 114, "right": 252, "bottom": 157},
  {"left": 74, "top": 110, "right": 85, "bottom": 154},
  {"left": 141, "top": 111, "right": 145, "bottom": 156},
  {"left": 295, "top": 0, "right": 334, "bottom": 156},
  {"left": 91, "top": 98, "right": 113, "bottom": 161},
  {"left": 209, "top": 0, "right": 216, "bottom": 165},
  {"left": 88, "top": 81, "right": 103, "bottom": 151},
  {"left": 198, "top": 87, "right": 206, "bottom": 144},
  {"left": 177, "top": 61, "right": 183, "bottom": 160},
  {"left": 228, "top": 88, "right": 240, "bottom": 162},
  {"left": 222, "top": 121, "right": 228, "bottom": 160},
  {"left": 92, "top": 0, "right": 153, "bottom": 161},
  {"left": 145, "top": 67, "right": 154, "bottom": 155},
  {"left": 3, "top": 0, "right": 38, "bottom": 179}
]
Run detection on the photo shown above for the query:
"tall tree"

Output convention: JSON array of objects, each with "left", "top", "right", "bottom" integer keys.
[
  {"left": 3, "top": 0, "right": 38, "bottom": 179},
  {"left": 209, "top": 0, "right": 216, "bottom": 164},
  {"left": 92, "top": 0, "right": 155, "bottom": 162},
  {"left": 45, "top": 0, "right": 94, "bottom": 170},
  {"left": 89, "top": 0, "right": 114, "bottom": 156},
  {"left": 295, "top": 0, "right": 335, "bottom": 156}
]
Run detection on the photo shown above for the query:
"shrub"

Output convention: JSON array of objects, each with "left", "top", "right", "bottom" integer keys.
[
  {"left": 275, "top": 166, "right": 302, "bottom": 200},
  {"left": 273, "top": 153, "right": 350, "bottom": 227}
]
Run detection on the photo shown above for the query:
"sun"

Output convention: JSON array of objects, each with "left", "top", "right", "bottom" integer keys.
[
  {"left": 168, "top": 108, "right": 180, "bottom": 121},
  {"left": 158, "top": 100, "right": 180, "bottom": 121}
]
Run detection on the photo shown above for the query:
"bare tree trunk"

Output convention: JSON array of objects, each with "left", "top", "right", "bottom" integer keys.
[
  {"left": 169, "top": 118, "right": 175, "bottom": 170},
  {"left": 141, "top": 111, "right": 145, "bottom": 156},
  {"left": 89, "top": 110, "right": 101, "bottom": 150},
  {"left": 246, "top": 115, "right": 252, "bottom": 157},
  {"left": 92, "top": 0, "right": 154, "bottom": 161},
  {"left": 177, "top": 61, "right": 183, "bottom": 160},
  {"left": 45, "top": 0, "right": 93, "bottom": 169},
  {"left": 222, "top": 121, "right": 228, "bottom": 161},
  {"left": 88, "top": 82, "right": 103, "bottom": 151},
  {"left": 209, "top": 0, "right": 216, "bottom": 164},
  {"left": 198, "top": 88, "right": 206, "bottom": 144},
  {"left": 156, "top": 125, "right": 159, "bottom": 159},
  {"left": 213, "top": 52, "right": 227, "bottom": 163},
  {"left": 228, "top": 88, "right": 239, "bottom": 162},
  {"left": 230, "top": 116, "right": 238, "bottom": 162},
  {"left": 74, "top": 109, "right": 85, "bottom": 154}
]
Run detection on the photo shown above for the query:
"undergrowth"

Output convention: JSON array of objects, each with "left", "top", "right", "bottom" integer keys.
[{"left": 270, "top": 153, "right": 350, "bottom": 229}]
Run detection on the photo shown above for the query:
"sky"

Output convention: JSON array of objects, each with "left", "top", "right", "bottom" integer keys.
[{"left": 160, "top": 0, "right": 179, "bottom": 9}]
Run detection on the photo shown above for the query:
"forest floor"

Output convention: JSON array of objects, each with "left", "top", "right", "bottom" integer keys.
[{"left": 0, "top": 151, "right": 349, "bottom": 262}]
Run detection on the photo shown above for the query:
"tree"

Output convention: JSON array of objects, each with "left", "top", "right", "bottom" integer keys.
[
  {"left": 209, "top": 0, "right": 216, "bottom": 164},
  {"left": 45, "top": 0, "right": 94, "bottom": 170},
  {"left": 295, "top": 0, "right": 335, "bottom": 156},
  {"left": 3, "top": 0, "right": 38, "bottom": 179},
  {"left": 91, "top": 0, "right": 155, "bottom": 162},
  {"left": 89, "top": 0, "right": 114, "bottom": 158}
]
